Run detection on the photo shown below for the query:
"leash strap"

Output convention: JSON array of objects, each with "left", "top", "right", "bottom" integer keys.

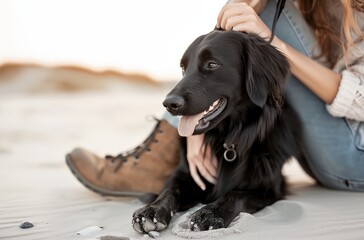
[{"left": 269, "top": 0, "right": 286, "bottom": 43}]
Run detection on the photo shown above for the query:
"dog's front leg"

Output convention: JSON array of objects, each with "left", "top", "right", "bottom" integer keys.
[
  {"left": 189, "top": 190, "right": 275, "bottom": 231},
  {"left": 132, "top": 188, "right": 180, "bottom": 233}
]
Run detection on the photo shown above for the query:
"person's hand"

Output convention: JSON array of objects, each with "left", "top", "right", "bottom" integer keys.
[
  {"left": 217, "top": 0, "right": 272, "bottom": 40},
  {"left": 186, "top": 134, "right": 218, "bottom": 190}
]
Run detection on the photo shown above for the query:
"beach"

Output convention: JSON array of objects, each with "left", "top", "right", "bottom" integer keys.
[{"left": 1, "top": 65, "right": 363, "bottom": 240}]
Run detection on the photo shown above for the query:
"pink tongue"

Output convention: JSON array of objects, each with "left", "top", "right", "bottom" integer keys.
[{"left": 178, "top": 112, "right": 205, "bottom": 137}]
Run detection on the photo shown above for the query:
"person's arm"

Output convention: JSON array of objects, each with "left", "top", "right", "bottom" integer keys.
[
  {"left": 325, "top": 41, "right": 364, "bottom": 121},
  {"left": 271, "top": 38, "right": 342, "bottom": 104},
  {"left": 217, "top": 2, "right": 342, "bottom": 104}
]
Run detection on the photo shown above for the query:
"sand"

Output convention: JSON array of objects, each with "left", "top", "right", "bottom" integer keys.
[{"left": 1, "top": 65, "right": 363, "bottom": 240}]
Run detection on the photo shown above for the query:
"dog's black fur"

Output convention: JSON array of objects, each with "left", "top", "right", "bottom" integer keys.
[{"left": 132, "top": 30, "right": 305, "bottom": 233}]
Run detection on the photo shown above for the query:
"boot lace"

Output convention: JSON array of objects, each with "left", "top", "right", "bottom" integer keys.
[{"left": 105, "top": 117, "right": 163, "bottom": 172}]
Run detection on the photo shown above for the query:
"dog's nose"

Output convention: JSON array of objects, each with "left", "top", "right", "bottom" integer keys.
[{"left": 163, "top": 95, "right": 185, "bottom": 113}]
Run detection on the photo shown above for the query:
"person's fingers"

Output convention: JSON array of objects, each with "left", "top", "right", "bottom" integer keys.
[
  {"left": 218, "top": 3, "right": 254, "bottom": 29},
  {"left": 224, "top": 13, "right": 258, "bottom": 31},
  {"left": 195, "top": 159, "right": 217, "bottom": 185},
  {"left": 199, "top": 144, "right": 217, "bottom": 182},
  {"left": 217, "top": 3, "right": 240, "bottom": 28},
  {"left": 187, "top": 134, "right": 207, "bottom": 190},
  {"left": 186, "top": 134, "right": 218, "bottom": 188},
  {"left": 189, "top": 162, "right": 206, "bottom": 191},
  {"left": 231, "top": 22, "right": 253, "bottom": 32},
  {"left": 211, "top": 156, "right": 218, "bottom": 169},
  {"left": 249, "top": 0, "right": 260, "bottom": 9},
  {"left": 221, "top": 5, "right": 253, "bottom": 30},
  {"left": 217, "top": 2, "right": 271, "bottom": 39},
  {"left": 220, "top": 7, "right": 244, "bottom": 29},
  {"left": 217, "top": 4, "right": 238, "bottom": 28},
  {"left": 203, "top": 145, "right": 218, "bottom": 178},
  {"left": 231, "top": 18, "right": 271, "bottom": 40}
]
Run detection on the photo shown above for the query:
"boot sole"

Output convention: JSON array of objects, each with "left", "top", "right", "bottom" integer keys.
[{"left": 65, "top": 153, "right": 146, "bottom": 197}]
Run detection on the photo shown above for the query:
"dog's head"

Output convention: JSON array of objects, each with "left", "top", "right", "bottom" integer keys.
[{"left": 163, "top": 30, "right": 290, "bottom": 137}]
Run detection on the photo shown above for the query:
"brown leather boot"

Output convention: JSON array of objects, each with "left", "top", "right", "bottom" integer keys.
[{"left": 65, "top": 119, "right": 180, "bottom": 197}]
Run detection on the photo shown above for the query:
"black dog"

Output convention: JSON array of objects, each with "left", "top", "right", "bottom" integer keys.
[{"left": 132, "top": 30, "right": 305, "bottom": 233}]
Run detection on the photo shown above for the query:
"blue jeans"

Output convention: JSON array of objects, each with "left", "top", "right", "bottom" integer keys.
[
  {"left": 260, "top": 0, "right": 364, "bottom": 191},
  {"left": 165, "top": 0, "right": 364, "bottom": 191}
]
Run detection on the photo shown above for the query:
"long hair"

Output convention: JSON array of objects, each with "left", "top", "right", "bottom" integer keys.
[{"left": 298, "top": 0, "right": 364, "bottom": 68}]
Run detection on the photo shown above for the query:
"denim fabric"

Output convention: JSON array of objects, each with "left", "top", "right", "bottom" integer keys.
[
  {"left": 346, "top": 119, "right": 364, "bottom": 151},
  {"left": 260, "top": 0, "right": 364, "bottom": 191},
  {"left": 164, "top": 0, "right": 364, "bottom": 191},
  {"left": 163, "top": 111, "right": 179, "bottom": 128}
]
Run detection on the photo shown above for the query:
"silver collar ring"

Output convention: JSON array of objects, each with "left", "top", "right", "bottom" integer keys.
[{"left": 223, "top": 143, "right": 237, "bottom": 162}]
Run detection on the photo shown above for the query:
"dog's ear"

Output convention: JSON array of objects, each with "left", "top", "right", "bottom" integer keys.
[{"left": 241, "top": 34, "right": 290, "bottom": 108}]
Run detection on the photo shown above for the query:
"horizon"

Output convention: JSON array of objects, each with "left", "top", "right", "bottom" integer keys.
[{"left": 0, "top": 0, "right": 226, "bottom": 82}]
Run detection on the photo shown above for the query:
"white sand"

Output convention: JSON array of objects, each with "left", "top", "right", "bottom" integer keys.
[{"left": 1, "top": 66, "right": 363, "bottom": 240}]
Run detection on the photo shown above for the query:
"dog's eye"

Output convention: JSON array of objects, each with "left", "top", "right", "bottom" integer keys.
[{"left": 207, "top": 62, "right": 219, "bottom": 69}]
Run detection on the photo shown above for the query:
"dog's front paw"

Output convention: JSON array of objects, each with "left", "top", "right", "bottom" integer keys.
[
  {"left": 132, "top": 204, "right": 174, "bottom": 234},
  {"left": 188, "top": 207, "right": 224, "bottom": 231}
]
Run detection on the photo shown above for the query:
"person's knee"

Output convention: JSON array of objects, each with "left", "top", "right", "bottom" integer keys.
[{"left": 316, "top": 171, "right": 364, "bottom": 192}]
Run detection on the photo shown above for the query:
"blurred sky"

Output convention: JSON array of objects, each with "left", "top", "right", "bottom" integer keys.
[{"left": 0, "top": 0, "right": 226, "bottom": 81}]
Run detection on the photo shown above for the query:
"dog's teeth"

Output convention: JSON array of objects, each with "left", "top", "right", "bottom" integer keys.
[
  {"left": 153, "top": 218, "right": 158, "bottom": 223},
  {"left": 142, "top": 217, "right": 146, "bottom": 222},
  {"left": 209, "top": 226, "right": 213, "bottom": 230}
]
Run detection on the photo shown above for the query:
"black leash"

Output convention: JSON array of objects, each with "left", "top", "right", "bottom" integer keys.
[{"left": 269, "top": 0, "right": 286, "bottom": 43}]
